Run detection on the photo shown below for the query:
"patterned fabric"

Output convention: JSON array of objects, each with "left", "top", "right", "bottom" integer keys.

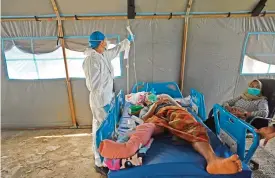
[
  {"left": 145, "top": 106, "right": 209, "bottom": 143},
  {"left": 154, "top": 102, "right": 174, "bottom": 114},
  {"left": 223, "top": 96, "right": 269, "bottom": 118}
]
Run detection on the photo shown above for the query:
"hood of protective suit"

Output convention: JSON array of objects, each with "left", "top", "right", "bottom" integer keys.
[{"left": 84, "top": 48, "right": 98, "bottom": 57}]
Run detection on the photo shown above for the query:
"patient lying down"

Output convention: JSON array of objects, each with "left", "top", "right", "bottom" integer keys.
[{"left": 99, "top": 94, "right": 242, "bottom": 175}]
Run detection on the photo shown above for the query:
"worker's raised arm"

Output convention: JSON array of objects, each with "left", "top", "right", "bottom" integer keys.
[{"left": 104, "top": 39, "right": 131, "bottom": 61}]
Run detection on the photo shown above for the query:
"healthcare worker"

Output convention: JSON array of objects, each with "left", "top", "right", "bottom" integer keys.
[{"left": 83, "top": 31, "right": 133, "bottom": 175}]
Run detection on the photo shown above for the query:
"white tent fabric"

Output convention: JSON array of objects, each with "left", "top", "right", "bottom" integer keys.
[
  {"left": 1, "top": 0, "right": 275, "bottom": 128},
  {"left": 2, "top": 0, "right": 275, "bottom": 16},
  {"left": 184, "top": 17, "right": 275, "bottom": 113}
]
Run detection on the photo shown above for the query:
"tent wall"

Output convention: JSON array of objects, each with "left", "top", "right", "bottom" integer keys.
[
  {"left": 70, "top": 79, "right": 92, "bottom": 126},
  {"left": 2, "top": 0, "right": 275, "bottom": 17},
  {"left": 184, "top": 17, "right": 275, "bottom": 112},
  {"left": 1, "top": 14, "right": 275, "bottom": 128},
  {"left": 1, "top": 19, "right": 184, "bottom": 128},
  {"left": 1, "top": 62, "right": 72, "bottom": 128},
  {"left": 1, "top": 21, "right": 72, "bottom": 128}
]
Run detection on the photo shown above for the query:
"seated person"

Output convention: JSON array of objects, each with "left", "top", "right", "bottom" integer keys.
[
  {"left": 205, "top": 79, "right": 269, "bottom": 133},
  {"left": 100, "top": 94, "right": 242, "bottom": 175}
]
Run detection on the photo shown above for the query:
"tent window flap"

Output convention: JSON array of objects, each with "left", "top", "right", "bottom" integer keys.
[
  {"left": 3, "top": 36, "right": 123, "bottom": 80},
  {"left": 241, "top": 32, "right": 275, "bottom": 75}
]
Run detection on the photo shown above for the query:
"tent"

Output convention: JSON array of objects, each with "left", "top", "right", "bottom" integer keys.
[{"left": 1, "top": 0, "right": 275, "bottom": 129}]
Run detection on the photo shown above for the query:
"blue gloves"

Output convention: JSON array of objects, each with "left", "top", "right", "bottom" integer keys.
[{"left": 127, "top": 34, "right": 135, "bottom": 42}]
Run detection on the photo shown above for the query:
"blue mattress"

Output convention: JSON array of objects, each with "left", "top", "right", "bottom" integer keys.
[{"left": 108, "top": 104, "right": 251, "bottom": 178}]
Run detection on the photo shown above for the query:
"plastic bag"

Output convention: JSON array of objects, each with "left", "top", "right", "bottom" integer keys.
[{"left": 125, "top": 92, "right": 146, "bottom": 105}]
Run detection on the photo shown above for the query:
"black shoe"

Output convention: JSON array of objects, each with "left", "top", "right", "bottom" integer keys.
[{"left": 94, "top": 166, "right": 109, "bottom": 176}]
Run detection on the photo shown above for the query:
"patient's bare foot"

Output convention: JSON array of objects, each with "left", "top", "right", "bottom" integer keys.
[{"left": 206, "top": 154, "right": 242, "bottom": 175}]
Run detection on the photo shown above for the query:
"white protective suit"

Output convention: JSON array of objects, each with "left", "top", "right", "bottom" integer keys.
[{"left": 83, "top": 39, "right": 130, "bottom": 167}]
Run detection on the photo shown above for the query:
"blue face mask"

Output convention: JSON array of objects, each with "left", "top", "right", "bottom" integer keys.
[{"left": 247, "top": 87, "right": 261, "bottom": 96}]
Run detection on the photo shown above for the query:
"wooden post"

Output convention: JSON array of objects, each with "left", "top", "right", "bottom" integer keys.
[
  {"left": 50, "top": 0, "right": 77, "bottom": 128},
  {"left": 1, "top": 13, "right": 275, "bottom": 22},
  {"left": 179, "top": 0, "right": 193, "bottom": 93}
]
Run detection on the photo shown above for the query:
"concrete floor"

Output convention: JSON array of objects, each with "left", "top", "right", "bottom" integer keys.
[{"left": 1, "top": 129, "right": 275, "bottom": 178}]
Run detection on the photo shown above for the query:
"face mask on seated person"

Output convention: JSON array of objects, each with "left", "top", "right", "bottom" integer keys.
[{"left": 247, "top": 87, "right": 261, "bottom": 96}]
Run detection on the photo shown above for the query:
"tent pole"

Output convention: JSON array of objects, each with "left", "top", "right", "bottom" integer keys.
[
  {"left": 50, "top": 0, "right": 78, "bottom": 128},
  {"left": 1, "top": 13, "right": 275, "bottom": 22},
  {"left": 179, "top": 0, "right": 193, "bottom": 93}
]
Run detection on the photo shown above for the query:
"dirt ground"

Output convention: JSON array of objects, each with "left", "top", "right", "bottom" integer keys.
[
  {"left": 1, "top": 129, "right": 103, "bottom": 178},
  {"left": 1, "top": 129, "right": 275, "bottom": 178},
  {"left": 250, "top": 138, "right": 275, "bottom": 178}
]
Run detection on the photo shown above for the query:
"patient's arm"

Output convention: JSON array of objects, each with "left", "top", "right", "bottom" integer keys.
[
  {"left": 141, "top": 103, "right": 158, "bottom": 121},
  {"left": 142, "top": 94, "right": 181, "bottom": 121}
]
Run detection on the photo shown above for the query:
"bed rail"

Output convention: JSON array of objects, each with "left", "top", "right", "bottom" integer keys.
[{"left": 213, "top": 104, "right": 260, "bottom": 163}]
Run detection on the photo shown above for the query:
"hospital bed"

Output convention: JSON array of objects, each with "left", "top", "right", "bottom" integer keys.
[{"left": 96, "top": 82, "right": 259, "bottom": 178}]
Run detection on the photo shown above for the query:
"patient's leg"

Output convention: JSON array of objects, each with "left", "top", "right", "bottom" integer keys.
[
  {"left": 192, "top": 142, "right": 242, "bottom": 175},
  {"left": 99, "top": 123, "right": 156, "bottom": 159}
]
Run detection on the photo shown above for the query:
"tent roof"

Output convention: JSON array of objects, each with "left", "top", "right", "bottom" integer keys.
[{"left": 2, "top": 0, "right": 275, "bottom": 17}]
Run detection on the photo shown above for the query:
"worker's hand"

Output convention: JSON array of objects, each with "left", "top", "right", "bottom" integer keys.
[
  {"left": 127, "top": 34, "right": 135, "bottom": 42},
  {"left": 255, "top": 126, "right": 275, "bottom": 146}
]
